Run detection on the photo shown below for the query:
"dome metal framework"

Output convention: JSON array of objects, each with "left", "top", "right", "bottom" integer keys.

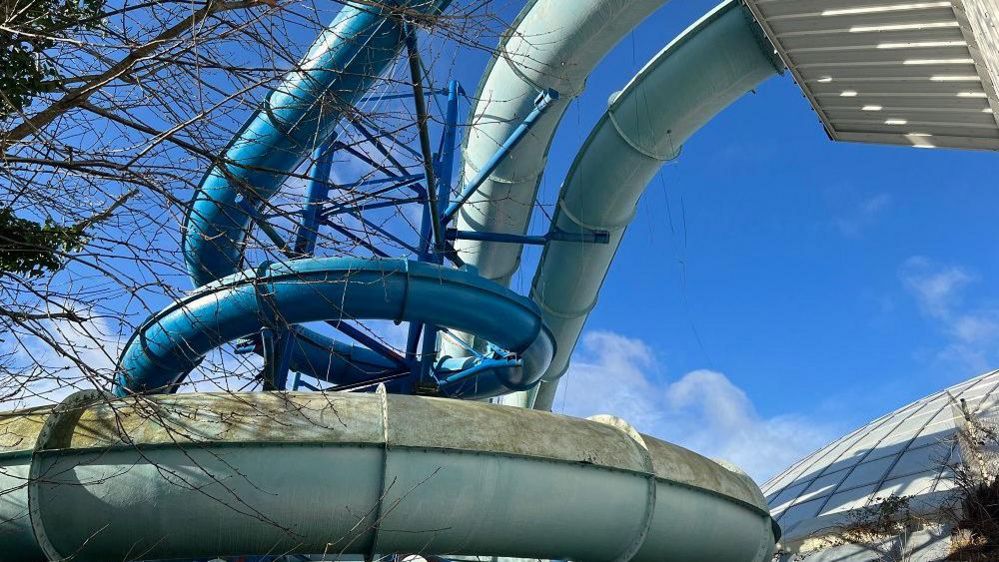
[{"left": 764, "top": 369, "right": 999, "bottom": 559}]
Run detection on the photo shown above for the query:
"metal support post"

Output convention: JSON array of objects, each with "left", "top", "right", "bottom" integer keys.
[
  {"left": 445, "top": 227, "right": 611, "bottom": 246},
  {"left": 441, "top": 88, "right": 560, "bottom": 224},
  {"left": 404, "top": 21, "right": 446, "bottom": 256},
  {"left": 293, "top": 142, "right": 336, "bottom": 256}
]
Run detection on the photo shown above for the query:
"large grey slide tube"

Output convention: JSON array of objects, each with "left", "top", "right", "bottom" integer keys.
[
  {"left": 454, "top": 0, "right": 675, "bottom": 284},
  {"left": 0, "top": 391, "right": 776, "bottom": 561},
  {"left": 441, "top": 0, "right": 676, "bottom": 367},
  {"left": 529, "top": 1, "right": 782, "bottom": 409}
]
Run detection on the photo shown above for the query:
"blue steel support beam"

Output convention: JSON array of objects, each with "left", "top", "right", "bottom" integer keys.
[
  {"left": 257, "top": 327, "right": 294, "bottom": 391},
  {"left": 259, "top": 327, "right": 277, "bottom": 390},
  {"left": 355, "top": 118, "right": 427, "bottom": 162},
  {"left": 326, "top": 319, "right": 410, "bottom": 368},
  {"left": 357, "top": 88, "right": 448, "bottom": 105},
  {"left": 323, "top": 196, "right": 423, "bottom": 219},
  {"left": 349, "top": 213, "right": 422, "bottom": 255},
  {"left": 435, "top": 81, "right": 461, "bottom": 235},
  {"left": 440, "top": 88, "right": 559, "bottom": 225},
  {"left": 418, "top": 79, "right": 461, "bottom": 383},
  {"left": 324, "top": 221, "right": 393, "bottom": 258},
  {"left": 404, "top": 21, "right": 446, "bottom": 257},
  {"left": 321, "top": 178, "right": 425, "bottom": 218},
  {"left": 344, "top": 174, "right": 423, "bottom": 188},
  {"left": 351, "top": 119, "right": 411, "bottom": 176},
  {"left": 294, "top": 142, "right": 336, "bottom": 256},
  {"left": 406, "top": 193, "right": 432, "bottom": 362},
  {"left": 337, "top": 142, "right": 403, "bottom": 180},
  {"left": 445, "top": 228, "right": 610, "bottom": 246},
  {"left": 275, "top": 336, "right": 294, "bottom": 390}
]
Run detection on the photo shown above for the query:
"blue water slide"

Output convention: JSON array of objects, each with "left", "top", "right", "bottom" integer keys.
[
  {"left": 177, "top": 0, "right": 447, "bottom": 394},
  {"left": 116, "top": 258, "right": 554, "bottom": 397},
  {"left": 184, "top": 0, "right": 448, "bottom": 285},
  {"left": 114, "top": 0, "right": 560, "bottom": 397}
]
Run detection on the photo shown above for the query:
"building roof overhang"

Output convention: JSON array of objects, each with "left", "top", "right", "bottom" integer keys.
[{"left": 742, "top": 0, "right": 999, "bottom": 151}]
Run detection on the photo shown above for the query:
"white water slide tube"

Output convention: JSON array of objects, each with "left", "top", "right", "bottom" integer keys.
[
  {"left": 447, "top": 0, "right": 780, "bottom": 396},
  {"left": 442, "top": 0, "right": 676, "bottom": 365},
  {"left": 454, "top": 0, "right": 676, "bottom": 284},
  {"left": 525, "top": 1, "right": 782, "bottom": 409},
  {"left": 0, "top": 390, "right": 777, "bottom": 561}
]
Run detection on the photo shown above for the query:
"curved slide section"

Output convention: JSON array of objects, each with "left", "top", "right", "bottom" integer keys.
[
  {"left": 184, "top": 0, "right": 448, "bottom": 286},
  {"left": 182, "top": 0, "right": 450, "bottom": 390},
  {"left": 116, "top": 258, "right": 554, "bottom": 398},
  {"left": 0, "top": 391, "right": 777, "bottom": 561},
  {"left": 453, "top": 0, "right": 674, "bottom": 285},
  {"left": 171, "top": 0, "right": 537, "bottom": 395},
  {"left": 286, "top": 326, "right": 395, "bottom": 382},
  {"left": 529, "top": 1, "right": 782, "bottom": 409},
  {"left": 443, "top": 0, "right": 673, "bottom": 364}
]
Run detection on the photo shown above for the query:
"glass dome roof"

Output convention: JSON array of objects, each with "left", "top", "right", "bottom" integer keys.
[{"left": 763, "top": 369, "right": 999, "bottom": 543}]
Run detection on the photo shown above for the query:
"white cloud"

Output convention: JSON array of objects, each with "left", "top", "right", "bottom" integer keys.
[
  {"left": 900, "top": 256, "right": 975, "bottom": 318},
  {"left": 551, "top": 331, "right": 836, "bottom": 483},
  {"left": 900, "top": 256, "right": 999, "bottom": 370},
  {"left": 833, "top": 193, "right": 891, "bottom": 237}
]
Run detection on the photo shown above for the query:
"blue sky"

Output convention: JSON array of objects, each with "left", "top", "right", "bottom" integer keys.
[{"left": 427, "top": 0, "right": 999, "bottom": 480}]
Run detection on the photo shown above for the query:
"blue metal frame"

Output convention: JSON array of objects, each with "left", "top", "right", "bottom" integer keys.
[
  {"left": 417, "top": 79, "right": 462, "bottom": 383},
  {"left": 294, "top": 142, "right": 337, "bottom": 256},
  {"left": 446, "top": 228, "right": 611, "bottom": 246},
  {"left": 326, "top": 320, "right": 410, "bottom": 368},
  {"left": 116, "top": 0, "right": 575, "bottom": 401},
  {"left": 350, "top": 213, "right": 422, "bottom": 255},
  {"left": 358, "top": 88, "right": 448, "bottom": 105},
  {"left": 325, "top": 221, "right": 393, "bottom": 258},
  {"left": 350, "top": 120, "right": 411, "bottom": 176},
  {"left": 278, "top": 81, "right": 568, "bottom": 394},
  {"left": 321, "top": 177, "right": 425, "bottom": 218},
  {"left": 347, "top": 173, "right": 424, "bottom": 187},
  {"left": 244, "top": 38, "right": 567, "bottom": 396},
  {"left": 264, "top": 140, "right": 339, "bottom": 390},
  {"left": 277, "top": 58, "right": 462, "bottom": 393},
  {"left": 337, "top": 142, "right": 408, "bottom": 180},
  {"left": 323, "top": 195, "right": 423, "bottom": 219}
]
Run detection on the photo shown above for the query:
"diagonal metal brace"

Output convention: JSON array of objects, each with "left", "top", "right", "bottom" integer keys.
[{"left": 441, "top": 88, "right": 560, "bottom": 225}]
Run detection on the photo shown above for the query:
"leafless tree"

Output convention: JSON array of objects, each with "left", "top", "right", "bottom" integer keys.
[
  {"left": 1, "top": 0, "right": 518, "bottom": 409},
  {"left": 0, "top": 1, "right": 586, "bottom": 558}
]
